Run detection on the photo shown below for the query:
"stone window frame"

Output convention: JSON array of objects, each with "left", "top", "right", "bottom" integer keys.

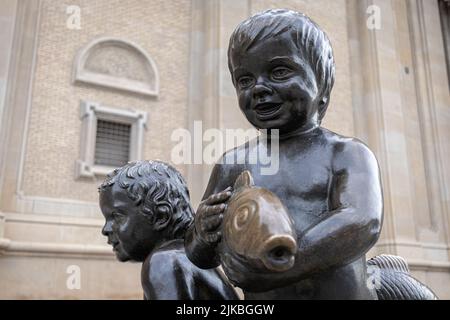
[
  {"left": 72, "top": 37, "right": 159, "bottom": 97},
  {"left": 76, "top": 100, "right": 147, "bottom": 178}
]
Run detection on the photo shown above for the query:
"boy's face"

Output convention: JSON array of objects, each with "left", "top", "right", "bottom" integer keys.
[
  {"left": 229, "top": 32, "right": 320, "bottom": 134},
  {"left": 100, "top": 184, "right": 157, "bottom": 262}
]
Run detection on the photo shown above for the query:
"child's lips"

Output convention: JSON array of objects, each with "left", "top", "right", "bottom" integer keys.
[
  {"left": 108, "top": 239, "right": 119, "bottom": 250},
  {"left": 253, "top": 102, "right": 283, "bottom": 120},
  {"left": 112, "top": 243, "right": 120, "bottom": 252}
]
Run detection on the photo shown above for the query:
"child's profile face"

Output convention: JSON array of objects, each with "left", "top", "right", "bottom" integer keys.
[
  {"left": 100, "top": 184, "right": 157, "bottom": 262},
  {"left": 229, "top": 32, "right": 320, "bottom": 134}
]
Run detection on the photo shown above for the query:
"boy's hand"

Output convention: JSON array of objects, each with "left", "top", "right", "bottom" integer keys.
[{"left": 194, "top": 186, "right": 233, "bottom": 245}]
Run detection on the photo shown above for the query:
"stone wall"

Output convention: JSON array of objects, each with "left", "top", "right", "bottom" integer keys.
[
  {"left": 0, "top": 0, "right": 193, "bottom": 299},
  {"left": 22, "top": 0, "right": 191, "bottom": 202}
]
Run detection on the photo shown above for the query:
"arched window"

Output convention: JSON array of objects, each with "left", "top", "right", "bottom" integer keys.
[{"left": 73, "top": 37, "right": 159, "bottom": 97}]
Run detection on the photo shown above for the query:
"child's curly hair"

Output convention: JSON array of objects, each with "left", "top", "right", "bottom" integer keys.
[
  {"left": 99, "top": 160, "right": 193, "bottom": 239},
  {"left": 228, "top": 9, "right": 335, "bottom": 121}
]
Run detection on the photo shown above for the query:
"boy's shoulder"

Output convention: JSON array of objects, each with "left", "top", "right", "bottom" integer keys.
[
  {"left": 206, "top": 141, "right": 252, "bottom": 192},
  {"left": 220, "top": 137, "right": 255, "bottom": 164},
  {"left": 320, "top": 128, "right": 378, "bottom": 171},
  {"left": 144, "top": 239, "right": 188, "bottom": 273},
  {"left": 321, "top": 127, "right": 370, "bottom": 148},
  {"left": 142, "top": 239, "right": 239, "bottom": 300}
]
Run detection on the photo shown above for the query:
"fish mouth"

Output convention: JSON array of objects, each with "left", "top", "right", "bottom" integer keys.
[
  {"left": 260, "top": 235, "right": 297, "bottom": 272},
  {"left": 254, "top": 102, "right": 283, "bottom": 120}
]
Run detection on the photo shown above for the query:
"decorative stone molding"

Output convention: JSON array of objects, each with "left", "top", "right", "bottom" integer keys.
[
  {"left": 0, "top": 212, "right": 5, "bottom": 239},
  {"left": 0, "top": 213, "right": 112, "bottom": 258},
  {"left": 14, "top": 195, "right": 102, "bottom": 218},
  {"left": 0, "top": 238, "right": 113, "bottom": 259},
  {"left": 0, "top": 0, "right": 42, "bottom": 213},
  {"left": 73, "top": 37, "right": 159, "bottom": 97},
  {"left": 0, "top": 212, "right": 110, "bottom": 258},
  {"left": 76, "top": 100, "right": 147, "bottom": 178}
]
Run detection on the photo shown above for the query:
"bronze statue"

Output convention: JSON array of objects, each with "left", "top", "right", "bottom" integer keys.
[
  {"left": 99, "top": 160, "right": 238, "bottom": 300},
  {"left": 185, "top": 9, "right": 437, "bottom": 300}
]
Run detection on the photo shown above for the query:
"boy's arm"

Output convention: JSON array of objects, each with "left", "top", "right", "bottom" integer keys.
[
  {"left": 294, "top": 140, "right": 383, "bottom": 274},
  {"left": 185, "top": 161, "right": 235, "bottom": 269},
  {"left": 224, "top": 141, "right": 383, "bottom": 292}
]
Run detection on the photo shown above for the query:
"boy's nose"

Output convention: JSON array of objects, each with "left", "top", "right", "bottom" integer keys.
[
  {"left": 102, "top": 221, "right": 113, "bottom": 236},
  {"left": 253, "top": 83, "right": 273, "bottom": 100}
]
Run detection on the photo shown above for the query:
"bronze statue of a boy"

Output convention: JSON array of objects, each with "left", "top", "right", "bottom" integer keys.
[
  {"left": 185, "top": 9, "right": 383, "bottom": 299},
  {"left": 99, "top": 160, "right": 238, "bottom": 300}
]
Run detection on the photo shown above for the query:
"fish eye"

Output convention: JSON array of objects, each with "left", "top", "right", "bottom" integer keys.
[{"left": 232, "top": 201, "right": 257, "bottom": 231}]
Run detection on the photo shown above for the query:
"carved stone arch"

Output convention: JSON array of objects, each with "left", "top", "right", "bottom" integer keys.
[{"left": 73, "top": 37, "right": 159, "bottom": 97}]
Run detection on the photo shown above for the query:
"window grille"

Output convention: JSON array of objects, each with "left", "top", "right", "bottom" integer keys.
[
  {"left": 76, "top": 100, "right": 147, "bottom": 178},
  {"left": 94, "top": 120, "right": 131, "bottom": 167}
]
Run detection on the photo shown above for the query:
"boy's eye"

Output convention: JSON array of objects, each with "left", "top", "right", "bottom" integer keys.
[
  {"left": 272, "top": 67, "right": 293, "bottom": 80},
  {"left": 112, "top": 212, "right": 126, "bottom": 222},
  {"left": 237, "top": 76, "right": 255, "bottom": 89}
]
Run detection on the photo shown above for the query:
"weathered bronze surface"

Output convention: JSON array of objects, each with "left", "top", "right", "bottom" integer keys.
[
  {"left": 185, "top": 8, "right": 437, "bottom": 300},
  {"left": 220, "top": 171, "right": 297, "bottom": 273},
  {"left": 99, "top": 160, "right": 238, "bottom": 300}
]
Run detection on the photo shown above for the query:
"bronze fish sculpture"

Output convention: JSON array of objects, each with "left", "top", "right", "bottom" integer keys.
[{"left": 219, "top": 170, "right": 297, "bottom": 273}]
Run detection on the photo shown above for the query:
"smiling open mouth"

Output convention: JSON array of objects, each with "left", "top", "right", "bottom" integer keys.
[{"left": 254, "top": 103, "right": 282, "bottom": 120}]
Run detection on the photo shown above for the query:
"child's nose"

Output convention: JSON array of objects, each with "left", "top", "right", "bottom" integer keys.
[
  {"left": 102, "top": 221, "right": 113, "bottom": 235},
  {"left": 253, "top": 82, "right": 273, "bottom": 100}
]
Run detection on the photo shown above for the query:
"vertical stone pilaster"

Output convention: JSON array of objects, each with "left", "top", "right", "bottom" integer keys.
[
  {"left": 186, "top": 0, "right": 252, "bottom": 206},
  {"left": 348, "top": 0, "right": 450, "bottom": 283},
  {"left": 0, "top": 0, "right": 42, "bottom": 212},
  {"left": 407, "top": 0, "right": 450, "bottom": 254}
]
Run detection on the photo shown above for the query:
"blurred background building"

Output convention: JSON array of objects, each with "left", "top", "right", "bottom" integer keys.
[{"left": 0, "top": 0, "right": 449, "bottom": 299}]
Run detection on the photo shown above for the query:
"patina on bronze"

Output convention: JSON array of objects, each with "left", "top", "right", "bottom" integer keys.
[
  {"left": 99, "top": 160, "right": 238, "bottom": 300},
  {"left": 185, "top": 9, "right": 437, "bottom": 300},
  {"left": 220, "top": 170, "right": 297, "bottom": 273}
]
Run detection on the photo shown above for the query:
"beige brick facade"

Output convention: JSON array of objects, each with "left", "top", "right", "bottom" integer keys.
[{"left": 23, "top": 0, "right": 191, "bottom": 202}]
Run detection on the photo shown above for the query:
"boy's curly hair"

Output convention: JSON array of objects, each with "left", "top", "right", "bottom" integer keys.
[
  {"left": 99, "top": 160, "right": 193, "bottom": 239},
  {"left": 228, "top": 9, "right": 335, "bottom": 121}
]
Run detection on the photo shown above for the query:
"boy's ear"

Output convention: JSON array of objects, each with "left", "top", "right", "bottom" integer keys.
[
  {"left": 153, "top": 204, "right": 172, "bottom": 231},
  {"left": 318, "top": 97, "right": 328, "bottom": 120}
]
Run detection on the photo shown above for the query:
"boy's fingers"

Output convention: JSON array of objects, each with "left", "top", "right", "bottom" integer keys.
[
  {"left": 201, "top": 214, "right": 223, "bottom": 232},
  {"left": 206, "top": 192, "right": 230, "bottom": 205},
  {"left": 204, "top": 203, "right": 227, "bottom": 217},
  {"left": 206, "top": 187, "right": 233, "bottom": 205},
  {"left": 206, "top": 231, "right": 222, "bottom": 244}
]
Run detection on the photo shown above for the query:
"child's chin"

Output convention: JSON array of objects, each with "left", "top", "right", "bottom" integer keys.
[
  {"left": 115, "top": 250, "right": 131, "bottom": 262},
  {"left": 251, "top": 121, "right": 284, "bottom": 131},
  {"left": 246, "top": 117, "right": 280, "bottom": 129}
]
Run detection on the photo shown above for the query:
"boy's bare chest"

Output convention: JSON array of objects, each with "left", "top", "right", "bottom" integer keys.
[
  {"left": 249, "top": 149, "right": 332, "bottom": 198},
  {"left": 246, "top": 152, "right": 333, "bottom": 230}
]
